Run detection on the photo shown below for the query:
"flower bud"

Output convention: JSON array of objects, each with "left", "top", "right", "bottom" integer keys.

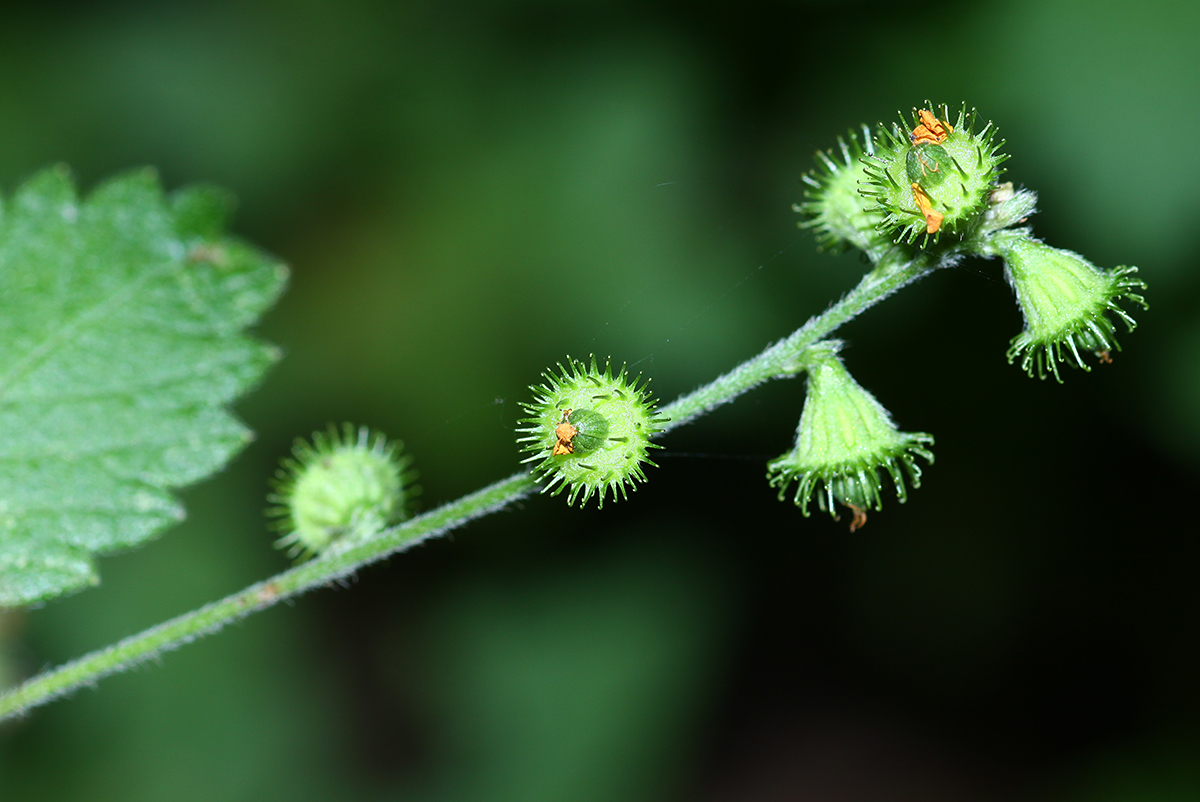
[
  {"left": 794, "top": 126, "right": 892, "bottom": 261},
  {"left": 768, "top": 344, "right": 933, "bottom": 529},
  {"left": 995, "top": 233, "right": 1147, "bottom": 381},
  {"left": 268, "top": 424, "right": 417, "bottom": 558}
]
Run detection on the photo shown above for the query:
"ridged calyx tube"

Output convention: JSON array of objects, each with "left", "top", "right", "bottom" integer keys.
[
  {"left": 767, "top": 343, "right": 933, "bottom": 530},
  {"left": 518, "top": 355, "right": 668, "bottom": 508},
  {"left": 988, "top": 232, "right": 1147, "bottom": 381}
]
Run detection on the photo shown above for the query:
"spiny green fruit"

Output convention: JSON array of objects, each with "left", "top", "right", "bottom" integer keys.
[
  {"left": 268, "top": 424, "right": 417, "bottom": 558},
  {"left": 860, "top": 103, "right": 1008, "bottom": 245},
  {"left": 518, "top": 355, "right": 668, "bottom": 508}
]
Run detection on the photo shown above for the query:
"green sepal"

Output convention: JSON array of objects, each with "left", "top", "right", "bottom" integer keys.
[
  {"left": 565, "top": 407, "right": 611, "bottom": 455},
  {"left": 905, "top": 144, "right": 952, "bottom": 188}
]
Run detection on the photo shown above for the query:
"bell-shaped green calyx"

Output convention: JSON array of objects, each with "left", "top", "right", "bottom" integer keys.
[
  {"left": 518, "top": 356, "right": 669, "bottom": 508},
  {"left": 768, "top": 344, "right": 933, "bottom": 528},
  {"left": 992, "top": 232, "right": 1147, "bottom": 381},
  {"left": 860, "top": 104, "right": 1008, "bottom": 245},
  {"left": 268, "top": 424, "right": 417, "bottom": 558}
]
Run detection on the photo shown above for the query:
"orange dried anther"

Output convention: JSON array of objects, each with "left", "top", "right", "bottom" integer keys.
[
  {"left": 552, "top": 408, "right": 578, "bottom": 456},
  {"left": 845, "top": 503, "right": 868, "bottom": 532},
  {"left": 910, "top": 183, "right": 943, "bottom": 234},
  {"left": 910, "top": 109, "right": 952, "bottom": 145}
]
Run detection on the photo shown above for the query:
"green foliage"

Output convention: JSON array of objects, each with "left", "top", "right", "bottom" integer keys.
[{"left": 0, "top": 166, "right": 286, "bottom": 607}]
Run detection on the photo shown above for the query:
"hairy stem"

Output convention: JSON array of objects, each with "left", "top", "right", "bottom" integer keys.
[
  {"left": 0, "top": 252, "right": 934, "bottom": 722},
  {"left": 660, "top": 251, "right": 932, "bottom": 428},
  {"left": 0, "top": 473, "right": 533, "bottom": 721}
]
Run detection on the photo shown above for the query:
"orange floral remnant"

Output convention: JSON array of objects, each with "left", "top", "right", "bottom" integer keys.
[
  {"left": 552, "top": 408, "right": 578, "bottom": 456},
  {"left": 910, "top": 183, "right": 943, "bottom": 233},
  {"left": 910, "top": 109, "right": 952, "bottom": 145},
  {"left": 846, "top": 503, "right": 868, "bottom": 532}
]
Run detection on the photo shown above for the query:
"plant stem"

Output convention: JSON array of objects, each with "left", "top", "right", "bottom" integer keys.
[
  {"left": 0, "top": 253, "right": 934, "bottom": 722},
  {"left": 659, "top": 252, "right": 932, "bottom": 428},
  {"left": 0, "top": 472, "right": 534, "bottom": 721}
]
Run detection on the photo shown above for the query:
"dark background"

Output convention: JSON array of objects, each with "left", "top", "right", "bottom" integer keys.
[{"left": 2, "top": 1, "right": 1199, "bottom": 799}]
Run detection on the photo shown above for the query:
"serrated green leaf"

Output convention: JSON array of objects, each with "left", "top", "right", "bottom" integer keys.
[{"left": 0, "top": 166, "right": 287, "bottom": 607}]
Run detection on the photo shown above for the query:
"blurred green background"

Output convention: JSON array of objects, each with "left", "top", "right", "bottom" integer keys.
[{"left": 2, "top": 0, "right": 1199, "bottom": 799}]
